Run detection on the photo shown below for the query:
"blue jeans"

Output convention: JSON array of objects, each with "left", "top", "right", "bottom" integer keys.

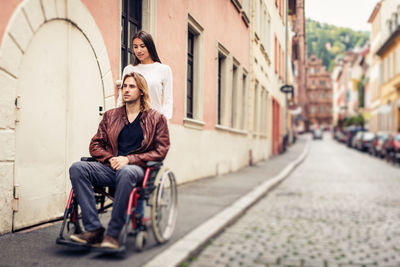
[{"left": 69, "top": 161, "right": 144, "bottom": 238}]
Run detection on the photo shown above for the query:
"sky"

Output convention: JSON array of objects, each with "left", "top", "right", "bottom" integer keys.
[{"left": 305, "top": 0, "right": 380, "bottom": 32}]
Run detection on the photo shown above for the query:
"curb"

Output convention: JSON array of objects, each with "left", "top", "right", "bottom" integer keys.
[{"left": 144, "top": 141, "right": 310, "bottom": 267}]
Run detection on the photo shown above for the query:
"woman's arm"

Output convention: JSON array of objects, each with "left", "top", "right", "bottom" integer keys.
[{"left": 162, "top": 65, "right": 173, "bottom": 120}]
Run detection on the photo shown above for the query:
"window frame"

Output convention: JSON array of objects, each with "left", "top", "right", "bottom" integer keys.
[
  {"left": 121, "top": 0, "right": 142, "bottom": 69},
  {"left": 184, "top": 14, "right": 205, "bottom": 129}
]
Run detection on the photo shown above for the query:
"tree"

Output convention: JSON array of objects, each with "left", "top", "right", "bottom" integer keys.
[{"left": 306, "top": 19, "right": 369, "bottom": 72}]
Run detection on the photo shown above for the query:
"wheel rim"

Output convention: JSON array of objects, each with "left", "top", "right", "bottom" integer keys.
[{"left": 151, "top": 170, "right": 178, "bottom": 243}]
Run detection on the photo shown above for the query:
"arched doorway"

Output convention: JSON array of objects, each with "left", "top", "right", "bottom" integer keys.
[{"left": 13, "top": 20, "right": 104, "bottom": 230}]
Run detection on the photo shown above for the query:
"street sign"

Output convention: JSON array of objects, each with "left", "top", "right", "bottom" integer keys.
[{"left": 280, "top": 84, "right": 294, "bottom": 94}]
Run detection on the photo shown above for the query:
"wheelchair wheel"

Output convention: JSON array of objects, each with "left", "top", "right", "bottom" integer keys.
[
  {"left": 151, "top": 167, "right": 178, "bottom": 244},
  {"left": 135, "top": 231, "right": 147, "bottom": 251}
]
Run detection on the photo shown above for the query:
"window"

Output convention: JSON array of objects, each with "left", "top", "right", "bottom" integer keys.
[
  {"left": 319, "top": 80, "right": 326, "bottom": 87},
  {"left": 385, "top": 56, "right": 389, "bottom": 82},
  {"left": 187, "top": 30, "right": 194, "bottom": 118},
  {"left": 397, "top": 46, "right": 400, "bottom": 74},
  {"left": 390, "top": 52, "right": 394, "bottom": 80},
  {"left": 278, "top": 43, "right": 281, "bottom": 78},
  {"left": 274, "top": 35, "right": 277, "bottom": 73},
  {"left": 121, "top": 0, "right": 142, "bottom": 69},
  {"left": 185, "top": 15, "right": 204, "bottom": 123},
  {"left": 241, "top": 73, "right": 248, "bottom": 130},
  {"left": 217, "top": 54, "right": 225, "bottom": 125},
  {"left": 261, "top": 88, "right": 268, "bottom": 134},
  {"left": 217, "top": 45, "right": 229, "bottom": 126},
  {"left": 231, "top": 64, "right": 239, "bottom": 128},
  {"left": 311, "top": 106, "right": 316, "bottom": 114},
  {"left": 253, "top": 81, "right": 259, "bottom": 132}
]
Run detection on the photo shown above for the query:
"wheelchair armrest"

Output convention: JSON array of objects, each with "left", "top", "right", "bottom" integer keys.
[
  {"left": 146, "top": 161, "right": 163, "bottom": 168},
  {"left": 80, "top": 157, "right": 96, "bottom": 162}
]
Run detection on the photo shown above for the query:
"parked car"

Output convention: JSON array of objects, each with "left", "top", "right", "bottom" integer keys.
[
  {"left": 382, "top": 133, "right": 400, "bottom": 163},
  {"left": 345, "top": 127, "right": 366, "bottom": 148},
  {"left": 369, "top": 132, "right": 389, "bottom": 158},
  {"left": 352, "top": 131, "right": 364, "bottom": 149},
  {"left": 359, "top": 132, "right": 375, "bottom": 152},
  {"left": 313, "top": 129, "right": 323, "bottom": 140},
  {"left": 334, "top": 129, "right": 347, "bottom": 143}
]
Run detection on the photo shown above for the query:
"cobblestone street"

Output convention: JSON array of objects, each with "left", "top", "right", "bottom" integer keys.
[{"left": 189, "top": 134, "right": 400, "bottom": 267}]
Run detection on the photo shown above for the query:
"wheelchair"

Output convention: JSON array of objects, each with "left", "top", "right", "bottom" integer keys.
[{"left": 56, "top": 158, "right": 178, "bottom": 253}]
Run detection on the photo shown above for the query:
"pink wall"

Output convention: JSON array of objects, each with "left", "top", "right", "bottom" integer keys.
[
  {"left": 0, "top": 0, "right": 22, "bottom": 45},
  {"left": 157, "top": 0, "right": 250, "bottom": 128}
]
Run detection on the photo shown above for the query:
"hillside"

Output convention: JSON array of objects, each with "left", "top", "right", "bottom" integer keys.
[{"left": 306, "top": 19, "right": 369, "bottom": 72}]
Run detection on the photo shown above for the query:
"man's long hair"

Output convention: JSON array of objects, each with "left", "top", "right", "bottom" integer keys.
[{"left": 122, "top": 72, "right": 151, "bottom": 112}]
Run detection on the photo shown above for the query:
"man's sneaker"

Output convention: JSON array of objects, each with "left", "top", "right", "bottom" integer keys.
[
  {"left": 100, "top": 235, "right": 119, "bottom": 249},
  {"left": 70, "top": 227, "right": 105, "bottom": 246}
]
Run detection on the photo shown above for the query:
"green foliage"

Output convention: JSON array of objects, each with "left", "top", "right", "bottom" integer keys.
[
  {"left": 343, "top": 115, "right": 365, "bottom": 127},
  {"left": 306, "top": 19, "right": 369, "bottom": 72}
]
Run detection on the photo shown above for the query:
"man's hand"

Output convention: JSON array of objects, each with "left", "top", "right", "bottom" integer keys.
[{"left": 109, "top": 156, "right": 129, "bottom": 170}]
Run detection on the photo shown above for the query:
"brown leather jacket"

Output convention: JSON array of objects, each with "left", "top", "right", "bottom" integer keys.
[{"left": 89, "top": 106, "right": 170, "bottom": 167}]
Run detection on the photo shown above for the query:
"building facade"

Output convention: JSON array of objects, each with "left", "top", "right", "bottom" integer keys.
[
  {"left": 291, "top": 0, "right": 307, "bottom": 132},
  {"left": 368, "top": 0, "right": 400, "bottom": 133},
  {"left": 0, "top": 0, "right": 293, "bottom": 234},
  {"left": 305, "top": 54, "right": 333, "bottom": 127},
  {"left": 250, "top": 0, "right": 293, "bottom": 156},
  {"left": 376, "top": 2, "right": 400, "bottom": 132}
]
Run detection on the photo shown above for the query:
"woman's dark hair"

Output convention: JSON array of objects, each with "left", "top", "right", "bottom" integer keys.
[{"left": 131, "top": 30, "right": 161, "bottom": 65}]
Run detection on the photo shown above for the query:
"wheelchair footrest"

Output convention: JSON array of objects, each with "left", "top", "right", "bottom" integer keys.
[
  {"left": 91, "top": 245, "right": 126, "bottom": 254},
  {"left": 56, "top": 237, "right": 91, "bottom": 248},
  {"left": 56, "top": 237, "right": 126, "bottom": 254}
]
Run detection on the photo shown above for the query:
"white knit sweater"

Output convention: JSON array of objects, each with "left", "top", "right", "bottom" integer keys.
[{"left": 122, "top": 62, "right": 173, "bottom": 120}]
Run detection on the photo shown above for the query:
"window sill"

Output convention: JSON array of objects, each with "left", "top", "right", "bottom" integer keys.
[
  {"left": 215, "top": 124, "right": 230, "bottom": 132},
  {"left": 215, "top": 124, "right": 248, "bottom": 135},
  {"left": 229, "top": 128, "right": 248, "bottom": 136},
  {"left": 184, "top": 118, "right": 205, "bottom": 130}
]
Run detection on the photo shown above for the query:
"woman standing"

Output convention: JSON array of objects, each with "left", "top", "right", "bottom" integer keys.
[
  {"left": 121, "top": 30, "right": 173, "bottom": 218},
  {"left": 121, "top": 30, "right": 173, "bottom": 120}
]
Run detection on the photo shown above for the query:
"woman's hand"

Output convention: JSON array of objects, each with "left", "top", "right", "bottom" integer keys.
[{"left": 109, "top": 156, "right": 129, "bottom": 170}]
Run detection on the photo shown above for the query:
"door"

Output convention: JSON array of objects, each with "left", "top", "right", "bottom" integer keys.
[
  {"left": 13, "top": 20, "right": 104, "bottom": 230},
  {"left": 272, "top": 99, "right": 280, "bottom": 155}
]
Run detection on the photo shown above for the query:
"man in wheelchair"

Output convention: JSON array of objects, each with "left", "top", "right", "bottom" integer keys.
[{"left": 68, "top": 72, "right": 169, "bottom": 249}]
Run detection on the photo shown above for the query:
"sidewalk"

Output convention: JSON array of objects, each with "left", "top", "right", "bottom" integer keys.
[{"left": 0, "top": 136, "right": 308, "bottom": 267}]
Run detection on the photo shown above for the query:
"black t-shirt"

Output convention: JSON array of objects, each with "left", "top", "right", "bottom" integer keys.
[{"left": 117, "top": 112, "right": 143, "bottom": 156}]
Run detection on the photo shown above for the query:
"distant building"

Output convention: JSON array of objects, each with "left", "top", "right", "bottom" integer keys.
[
  {"left": 305, "top": 55, "right": 333, "bottom": 127},
  {"left": 290, "top": 0, "right": 307, "bottom": 132},
  {"left": 331, "top": 51, "right": 357, "bottom": 126}
]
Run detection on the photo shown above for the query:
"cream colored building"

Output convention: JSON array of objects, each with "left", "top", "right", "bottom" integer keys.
[
  {"left": 367, "top": 0, "right": 400, "bottom": 132},
  {"left": 249, "top": 0, "right": 292, "bottom": 156},
  {"left": 376, "top": 0, "right": 400, "bottom": 132}
]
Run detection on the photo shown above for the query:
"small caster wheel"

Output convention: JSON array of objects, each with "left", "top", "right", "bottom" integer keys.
[{"left": 135, "top": 231, "right": 147, "bottom": 252}]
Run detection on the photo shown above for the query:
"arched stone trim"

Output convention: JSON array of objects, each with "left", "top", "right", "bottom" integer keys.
[{"left": 0, "top": 0, "right": 114, "bottom": 234}]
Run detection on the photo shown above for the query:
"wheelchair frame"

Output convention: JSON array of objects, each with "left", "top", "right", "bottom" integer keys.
[{"left": 56, "top": 159, "right": 178, "bottom": 253}]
